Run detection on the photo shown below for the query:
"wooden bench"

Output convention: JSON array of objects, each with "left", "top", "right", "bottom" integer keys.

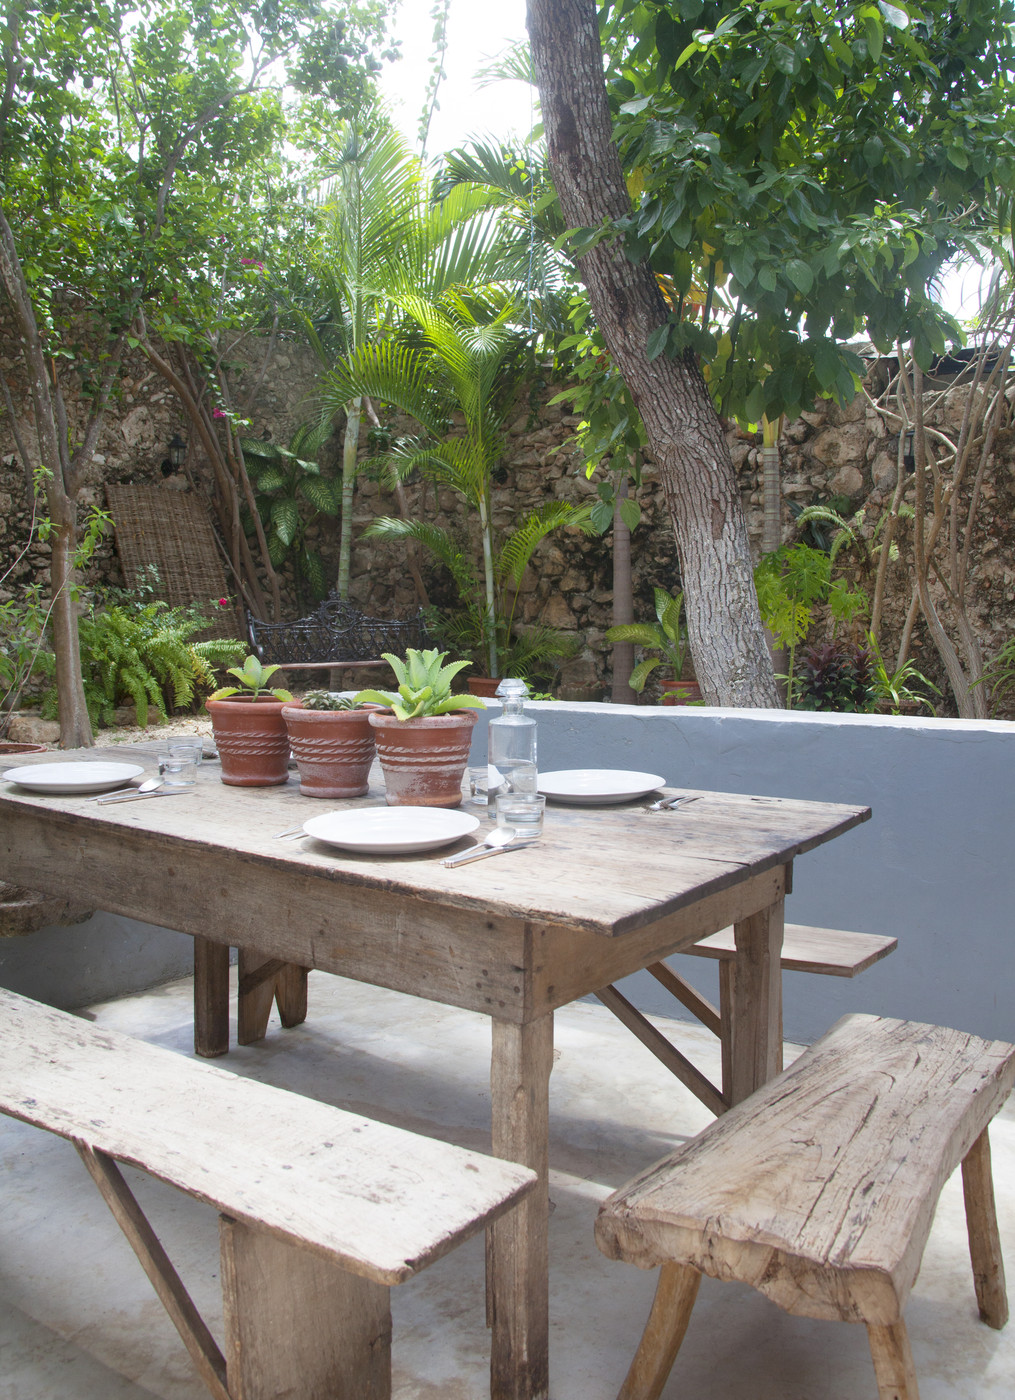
[
  {"left": 0, "top": 988, "right": 536, "bottom": 1400},
  {"left": 596, "top": 1013, "right": 1015, "bottom": 1400},
  {"left": 596, "top": 923, "right": 897, "bottom": 1116}
]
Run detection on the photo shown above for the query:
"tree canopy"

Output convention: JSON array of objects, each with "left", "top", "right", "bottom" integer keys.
[{"left": 599, "top": 0, "right": 1015, "bottom": 422}]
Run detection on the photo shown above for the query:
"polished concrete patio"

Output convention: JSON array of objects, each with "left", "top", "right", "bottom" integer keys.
[{"left": 1, "top": 970, "right": 1013, "bottom": 1400}]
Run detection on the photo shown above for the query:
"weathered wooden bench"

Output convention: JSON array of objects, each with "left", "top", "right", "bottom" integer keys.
[
  {"left": 596, "top": 923, "right": 897, "bottom": 1116},
  {"left": 596, "top": 1013, "right": 1015, "bottom": 1400},
  {"left": 0, "top": 988, "right": 536, "bottom": 1400},
  {"left": 247, "top": 594, "right": 435, "bottom": 685}
]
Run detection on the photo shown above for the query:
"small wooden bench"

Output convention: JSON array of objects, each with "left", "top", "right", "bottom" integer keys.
[
  {"left": 0, "top": 988, "right": 536, "bottom": 1400},
  {"left": 596, "top": 923, "right": 897, "bottom": 1116},
  {"left": 596, "top": 1013, "right": 1015, "bottom": 1400}
]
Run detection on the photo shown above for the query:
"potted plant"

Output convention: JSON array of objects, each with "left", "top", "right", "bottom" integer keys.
[
  {"left": 355, "top": 648, "right": 486, "bottom": 807},
  {"left": 605, "top": 588, "right": 701, "bottom": 704},
  {"left": 205, "top": 656, "right": 293, "bottom": 786},
  {"left": 282, "top": 691, "right": 380, "bottom": 798}
]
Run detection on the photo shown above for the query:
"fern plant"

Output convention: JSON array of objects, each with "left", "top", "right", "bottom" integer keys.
[{"left": 41, "top": 600, "right": 245, "bottom": 730}]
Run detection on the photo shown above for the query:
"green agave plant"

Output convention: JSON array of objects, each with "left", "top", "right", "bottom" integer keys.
[{"left": 355, "top": 648, "right": 486, "bottom": 721}]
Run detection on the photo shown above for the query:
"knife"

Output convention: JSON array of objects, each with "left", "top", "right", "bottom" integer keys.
[{"left": 95, "top": 788, "right": 194, "bottom": 805}]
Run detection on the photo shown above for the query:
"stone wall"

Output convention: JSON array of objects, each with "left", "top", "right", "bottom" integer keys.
[{"left": 3, "top": 325, "right": 1014, "bottom": 715}]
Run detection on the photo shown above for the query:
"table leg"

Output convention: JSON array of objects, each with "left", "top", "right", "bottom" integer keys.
[
  {"left": 728, "top": 895, "right": 784, "bottom": 1106},
  {"left": 193, "top": 937, "right": 230, "bottom": 1058},
  {"left": 488, "top": 1014, "right": 553, "bottom": 1400}
]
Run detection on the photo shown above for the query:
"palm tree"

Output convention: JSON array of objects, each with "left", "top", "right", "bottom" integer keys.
[
  {"left": 306, "top": 112, "right": 523, "bottom": 599},
  {"left": 321, "top": 289, "right": 592, "bottom": 677}
]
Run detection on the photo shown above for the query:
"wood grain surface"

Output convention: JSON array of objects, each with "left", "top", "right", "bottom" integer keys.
[
  {"left": 0, "top": 749, "right": 869, "bottom": 939},
  {"left": 0, "top": 988, "right": 537, "bottom": 1287},
  {"left": 596, "top": 1014, "right": 1015, "bottom": 1325}
]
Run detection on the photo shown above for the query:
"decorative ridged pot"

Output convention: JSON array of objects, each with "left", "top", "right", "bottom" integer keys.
[
  {"left": 368, "top": 709, "right": 479, "bottom": 808},
  {"left": 206, "top": 696, "right": 291, "bottom": 787},
  {"left": 282, "top": 704, "right": 378, "bottom": 798}
]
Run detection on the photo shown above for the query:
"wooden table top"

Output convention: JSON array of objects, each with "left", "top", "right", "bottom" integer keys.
[{"left": 0, "top": 747, "right": 870, "bottom": 940}]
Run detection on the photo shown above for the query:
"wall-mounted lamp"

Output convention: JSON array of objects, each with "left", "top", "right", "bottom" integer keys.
[
  {"left": 902, "top": 428, "right": 915, "bottom": 474},
  {"left": 168, "top": 433, "right": 187, "bottom": 470}
]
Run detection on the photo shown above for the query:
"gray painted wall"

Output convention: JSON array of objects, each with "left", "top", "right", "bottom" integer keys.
[
  {"left": 5, "top": 705, "right": 1012, "bottom": 1042},
  {"left": 473, "top": 703, "right": 1013, "bottom": 1044}
]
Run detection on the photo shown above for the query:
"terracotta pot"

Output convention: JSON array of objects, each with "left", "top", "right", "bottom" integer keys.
[
  {"left": 0, "top": 741, "right": 49, "bottom": 754},
  {"left": 282, "top": 704, "right": 378, "bottom": 798},
  {"left": 206, "top": 696, "right": 291, "bottom": 786},
  {"left": 660, "top": 679, "right": 702, "bottom": 706},
  {"left": 368, "top": 709, "right": 479, "bottom": 808},
  {"left": 466, "top": 676, "right": 502, "bottom": 698}
]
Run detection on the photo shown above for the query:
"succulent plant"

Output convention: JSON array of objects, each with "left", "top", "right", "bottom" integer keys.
[
  {"left": 355, "top": 647, "right": 486, "bottom": 721},
  {"left": 299, "top": 690, "right": 370, "bottom": 711},
  {"left": 206, "top": 655, "right": 293, "bottom": 703}
]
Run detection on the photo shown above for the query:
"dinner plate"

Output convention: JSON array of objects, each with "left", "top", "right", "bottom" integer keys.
[
  {"left": 302, "top": 807, "right": 480, "bottom": 855},
  {"left": 2, "top": 761, "right": 146, "bottom": 794},
  {"left": 537, "top": 769, "right": 666, "bottom": 805}
]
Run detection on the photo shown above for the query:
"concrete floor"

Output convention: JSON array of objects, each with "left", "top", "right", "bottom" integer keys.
[{"left": 1, "top": 973, "right": 1013, "bottom": 1400}]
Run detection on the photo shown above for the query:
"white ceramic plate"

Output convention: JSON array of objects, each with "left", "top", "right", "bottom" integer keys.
[
  {"left": 537, "top": 769, "right": 666, "bottom": 805},
  {"left": 303, "top": 807, "right": 480, "bottom": 855},
  {"left": 2, "top": 761, "right": 145, "bottom": 794}
]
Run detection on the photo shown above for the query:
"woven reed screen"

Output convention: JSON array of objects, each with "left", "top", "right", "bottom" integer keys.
[{"left": 105, "top": 485, "right": 244, "bottom": 641}]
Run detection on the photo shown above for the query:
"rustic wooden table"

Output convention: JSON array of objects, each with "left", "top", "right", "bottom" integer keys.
[{"left": 0, "top": 749, "right": 869, "bottom": 1400}]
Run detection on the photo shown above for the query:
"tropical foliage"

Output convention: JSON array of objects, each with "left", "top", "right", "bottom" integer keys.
[
  {"left": 323, "top": 288, "right": 595, "bottom": 679},
  {"left": 39, "top": 600, "right": 245, "bottom": 731},
  {"left": 605, "top": 588, "right": 687, "bottom": 692}
]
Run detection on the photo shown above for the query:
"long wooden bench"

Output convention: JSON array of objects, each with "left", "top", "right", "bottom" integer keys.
[
  {"left": 596, "top": 1013, "right": 1015, "bottom": 1400},
  {"left": 0, "top": 988, "right": 537, "bottom": 1400},
  {"left": 596, "top": 923, "right": 897, "bottom": 1116}
]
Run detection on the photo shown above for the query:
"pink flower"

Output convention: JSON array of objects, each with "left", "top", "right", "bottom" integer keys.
[
  {"left": 218, "top": 598, "right": 228, "bottom": 607},
  {"left": 213, "top": 408, "right": 226, "bottom": 419}
]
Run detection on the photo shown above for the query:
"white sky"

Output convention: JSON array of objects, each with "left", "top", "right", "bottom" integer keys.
[
  {"left": 378, "top": 2, "right": 972, "bottom": 320},
  {"left": 378, "top": 0, "right": 532, "bottom": 157}
]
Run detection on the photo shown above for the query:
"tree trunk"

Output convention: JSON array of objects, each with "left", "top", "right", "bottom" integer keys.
[
  {"left": 48, "top": 496, "right": 93, "bottom": 748},
  {"left": 527, "top": 0, "right": 777, "bottom": 707},
  {"left": 610, "top": 471, "right": 636, "bottom": 702},
  {"left": 337, "top": 399, "right": 362, "bottom": 598}
]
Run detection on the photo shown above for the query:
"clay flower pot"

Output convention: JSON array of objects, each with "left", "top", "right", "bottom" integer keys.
[
  {"left": 0, "top": 741, "right": 49, "bottom": 755},
  {"left": 206, "top": 696, "right": 290, "bottom": 787},
  {"left": 368, "top": 709, "right": 480, "bottom": 808},
  {"left": 466, "top": 676, "right": 502, "bottom": 698},
  {"left": 660, "top": 679, "right": 702, "bottom": 706},
  {"left": 282, "top": 704, "right": 378, "bottom": 799}
]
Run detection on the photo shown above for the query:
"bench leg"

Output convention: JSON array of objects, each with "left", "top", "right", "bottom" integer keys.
[
  {"left": 220, "top": 1216, "right": 391, "bottom": 1400},
  {"left": 194, "top": 937, "right": 230, "bottom": 1058},
  {"left": 962, "top": 1127, "right": 1009, "bottom": 1329},
  {"left": 866, "top": 1320, "right": 920, "bottom": 1400},
  {"left": 617, "top": 1261, "right": 701, "bottom": 1400},
  {"left": 487, "top": 1013, "right": 553, "bottom": 1400},
  {"left": 237, "top": 951, "right": 310, "bottom": 1045}
]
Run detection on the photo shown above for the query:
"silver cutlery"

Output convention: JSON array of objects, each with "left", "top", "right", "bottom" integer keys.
[
  {"left": 274, "top": 825, "right": 308, "bottom": 840},
  {"left": 91, "top": 777, "right": 163, "bottom": 801},
  {"left": 648, "top": 794, "right": 702, "bottom": 813},
  {"left": 441, "top": 827, "right": 537, "bottom": 867},
  {"left": 95, "top": 787, "right": 192, "bottom": 805}
]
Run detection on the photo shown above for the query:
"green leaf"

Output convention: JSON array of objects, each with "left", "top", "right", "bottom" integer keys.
[
  {"left": 618, "top": 497, "right": 642, "bottom": 532},
  {"left": 646, "top": 322, "right": 672, "bottom": 361},
  {"left": 785, "top": 258, "right": 815, "bottom": 295},
  {"left": 863, "top": 135, "right": 884, "bottom": 167}
]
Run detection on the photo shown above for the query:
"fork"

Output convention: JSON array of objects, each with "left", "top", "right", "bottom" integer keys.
[
  {"left": 648, "top": 794, "right": 702, "bottom": 813},
  {"left": 274, "top": 825, "right": 307, "bottom": 840}
]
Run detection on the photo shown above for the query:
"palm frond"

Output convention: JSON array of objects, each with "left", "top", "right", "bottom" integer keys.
[
  {"left": 498, "top": 503, "right": 596, "bottom": 589},
  {"left": 362, "top": 517, "right": 477, "bottom": 598}
]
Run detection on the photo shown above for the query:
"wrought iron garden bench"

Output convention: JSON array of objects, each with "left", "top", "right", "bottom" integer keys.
[{"left": 246, "top": 595, "right": 435, "bottom": 681}]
